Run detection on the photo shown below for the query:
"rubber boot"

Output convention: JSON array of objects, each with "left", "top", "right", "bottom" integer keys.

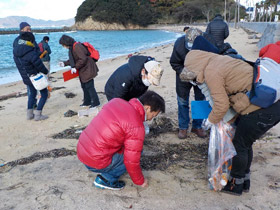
[
  {"left": 34, "top": 110, "right": 48, "bottom": 121},
  {"left": 27, "top": 109, "right": 34, "bottom": 120}
]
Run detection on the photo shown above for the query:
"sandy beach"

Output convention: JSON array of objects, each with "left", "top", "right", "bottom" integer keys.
[{"left": 1, "top": 26, "right": 280, "bottom": 210}]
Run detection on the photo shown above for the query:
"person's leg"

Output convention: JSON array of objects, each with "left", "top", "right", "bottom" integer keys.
[
  {"left": 85, "top": 79, "right": 100, "bottom": 107},
  {"left": 81, "top": 82, "right": 91, "bottom": 106},
  {"left": 27, "top": 85, "right": 37, "bottom": 110},
  {"left": 223, "top": 100, "right": 280, "bottom": 195},
  {"left": 34, "top": 88, "right": 48, "bottom": 121}
]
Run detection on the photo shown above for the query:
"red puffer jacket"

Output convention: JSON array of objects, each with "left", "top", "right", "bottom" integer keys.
[
  {"left": 77, "top": 98, "right": 146, "bottom": 185},
  {"left": 259, "top": 41, "right": 280, "bottom": 63}
]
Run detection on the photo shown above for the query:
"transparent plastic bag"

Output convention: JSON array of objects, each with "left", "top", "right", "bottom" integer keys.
[{"left": 208, "top": 121, "right": 237, "bottom": 191}]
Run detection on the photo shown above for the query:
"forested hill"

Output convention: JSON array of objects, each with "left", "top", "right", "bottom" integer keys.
[{"left": 75, "top": 0, "right": 246, "bottom": 27}]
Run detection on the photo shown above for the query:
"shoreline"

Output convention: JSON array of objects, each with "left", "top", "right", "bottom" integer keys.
[{"left": 1, "top": 26, "right": 280, "bottom": 209}]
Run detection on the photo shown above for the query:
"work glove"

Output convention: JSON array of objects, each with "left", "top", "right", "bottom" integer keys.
[
  {"left": 58, "top": 62, "right": 65, "bottom": 67},
  {"left": 71, "top": 68, "right": 77, "bottom": 74},
  {"left": 202, "top": 118, "right": 213, "bottom": 130}
]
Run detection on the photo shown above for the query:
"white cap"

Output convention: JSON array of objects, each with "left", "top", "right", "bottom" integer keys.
[{"left": 144, "top": 60, "right": 163, "bottom": 86}]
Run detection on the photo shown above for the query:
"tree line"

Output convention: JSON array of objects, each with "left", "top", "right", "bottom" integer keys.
[{"left": 75, "top": 0, "right": 278, "bottom": 27}]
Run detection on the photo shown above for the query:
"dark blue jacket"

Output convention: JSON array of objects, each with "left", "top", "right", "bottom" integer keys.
[
  {"left": 206, "top": 15, "right": 229, "bottom": 47},
  {"left": 40, "top": 40, "right": 51, "bottom": 62},
  {"left": 13, "top": 34, "right": 48, "bottom": 86},
  {"left": 105, "top": 56, "right": 153, "bottom": 101}
]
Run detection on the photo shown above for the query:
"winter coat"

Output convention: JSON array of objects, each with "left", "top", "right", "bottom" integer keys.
[
  {"left": 77, "top": 98, "right": 146, "bottom": 185},
  {"left": 40, "top": 40, "right": 51, "bottom": 62},
  {"left": 64, "top": 42, "right": 98, "bottom": 83},
  {"left": 184, "top": 50, "right": 260, "bottom": 124},
  {"left": 169, "top": 35, "right": 190, "bottom": 98},
  {"left": 13, "top": 34, "right": 48, "bottom": 86},
  {"left": 259, "top": 41, "right": 280, "bottom": 63},
  {"left": 105, "top": 55, "right": 152, "bottom": 101},
  {"left": 206, "top": 16, "right": 229, "bottom": 47}
]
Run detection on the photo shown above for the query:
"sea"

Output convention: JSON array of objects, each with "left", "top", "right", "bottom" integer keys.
[{"left": 0, "top": 30, "right": 182, "bottom": 85}]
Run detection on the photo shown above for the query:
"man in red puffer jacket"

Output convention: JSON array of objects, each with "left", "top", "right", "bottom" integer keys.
[
  {"left": 259, "top": 41, "right": 280, "bottom": 63},
  {"left": 77, "top": 90, "right": 165, "bottom": 190}
]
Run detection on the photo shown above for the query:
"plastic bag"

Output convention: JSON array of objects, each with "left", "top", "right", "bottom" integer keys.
[{"left": 208, "top": 121, "right": 236, "bottom": 191}]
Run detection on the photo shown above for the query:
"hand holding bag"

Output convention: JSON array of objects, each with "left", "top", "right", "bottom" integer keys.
[{"left": 29, "top": 73, "right": 49, "bottom": 90}]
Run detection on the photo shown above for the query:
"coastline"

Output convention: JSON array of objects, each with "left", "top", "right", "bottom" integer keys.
[{"left": 1, "top": 26, "right": 280, "bottom": 209}]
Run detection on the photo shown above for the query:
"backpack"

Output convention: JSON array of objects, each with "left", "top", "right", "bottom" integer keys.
[
  {"left": 38, "top": 42, "right": 44, "bottom": 53},
  {"left": 248, "top": 58, "right": 280, "bottom": 108},
  {"left": 74, "top": 42, "right": 100, "bottom": 62}
]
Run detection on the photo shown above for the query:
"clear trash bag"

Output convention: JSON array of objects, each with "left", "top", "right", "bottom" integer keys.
[{"left": 208, "top": 121, "right": 237, "bottom": 191}]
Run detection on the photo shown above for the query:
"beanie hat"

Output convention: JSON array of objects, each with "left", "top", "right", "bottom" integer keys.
[
  {"left": 144, "top": 60, "right": 163, "bottom": 86},
  {"left": 19, "top": 22, "right": 30, "bottom": 30}
]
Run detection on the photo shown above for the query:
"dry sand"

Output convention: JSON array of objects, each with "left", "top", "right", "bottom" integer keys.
[{"left": 0, "top": 26, "right": 280, "bottom": 210}]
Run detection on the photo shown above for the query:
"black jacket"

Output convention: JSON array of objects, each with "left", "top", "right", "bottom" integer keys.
[
  {"left": 206, "top": 15, "right": 229, "bottom": 47},
  {"left": 105, "top": 55, "right": 153, "bottom": 101},
  {"left": 169, "top": 35, "right": 190, "bottom": 98},
  {"left": 13, "top": 33, "right": 48, "bottom": 86}
]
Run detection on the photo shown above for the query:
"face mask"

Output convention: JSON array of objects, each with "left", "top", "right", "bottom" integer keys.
[{"left": 142, "top": 78, "right": 151, "bottom": 87}]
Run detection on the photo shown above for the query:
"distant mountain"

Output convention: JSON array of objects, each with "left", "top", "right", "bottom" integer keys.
[{"left": 0, "top": 16, "right": 74, "bottom": 28}]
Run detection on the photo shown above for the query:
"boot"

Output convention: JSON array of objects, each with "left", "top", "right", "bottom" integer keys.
[
  {"left": 34, "top": 110, "right": 48, "bottom": 121},
  {"left": 27, "top": 109, "right": 34, "bottom": 120},
  {"left": 221, "top": 178, "right": 243, "bottom": 196},
  {"left": 178, "top": 129, "right": 188, "bottom": 139}
]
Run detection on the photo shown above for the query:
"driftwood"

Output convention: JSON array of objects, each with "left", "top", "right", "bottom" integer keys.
[{"left": 0, "top": 92, "right": 27, "bottom": 102}]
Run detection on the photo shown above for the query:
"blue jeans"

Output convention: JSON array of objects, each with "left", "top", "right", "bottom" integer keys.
[
  {"left": 85, "top": 153, "right": 127, "bottom": 183},
  {"left": 27, "top": 84, "right": 48, "bottom": 110},
  {"left": 177, "top": 84, "right": 204, "bottom": 130}
]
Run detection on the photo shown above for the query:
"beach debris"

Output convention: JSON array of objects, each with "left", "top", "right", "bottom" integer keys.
[
  {"left": 64, "top": 92, "right": 76, "bottom": 98},
  {"left": 146, "top": 116, "right": 177, "bottom": 138},
  {"left": 0, "top": 105, "right": 5, "bottom": 110},
  {"left": 0, "top": 148, "right": 76, "bottom": 173},
  {"left": 52, "top": 86, "right": 66, "bottom": 91},
  {"left": 52, "top": 126, "right": 86, "bottom": 139},
  {"left": 0, "top": 92, "right": 27, "bottom": 102},
  {"left": 64, "top": 110, "right": 78, "bottom": 117},
  {"left": 78, "top": 107, "right": 99, "bottom": 117},
  {"left": 0, "top": 182, "right": 25, "bottom": 191}
]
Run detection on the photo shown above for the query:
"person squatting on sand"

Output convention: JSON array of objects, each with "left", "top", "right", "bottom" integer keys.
[
  {"left": 13, "top": 22, "right": 49, "bottom": 121},
  {"left": 181, "top": 50, "right": 280, "bottom": 196},
  {"left": 59, "top": 35, "right": 100, "bottom": 109},
  {"left": 77, "top": 90, "right": 165, "bottom": 190},
  {"left": 104, "top": 55, "right": 163, "bottom": 101}
]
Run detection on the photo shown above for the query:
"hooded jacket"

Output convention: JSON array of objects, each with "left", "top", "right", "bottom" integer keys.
[
  {"left": 39, "top": 40, "right": 51, "bottom": 62},
  {"left": 13, "top": 32, "right": 48, "bottom": 86},
  {"left": 105, "top": 55, "right": 153, "bottom": 101},
  {"left": 77, "top": 98, "right": 145, "bottom": 185},
  {"left": 206, "top": 15, "right": 229, "bottom": 47},
  {"left": 64, "top": 42, "right": 98, "bottom": 83},
  {"left": 259, "top": 41, "right": 280, "bottom": 63},
  {"left": 184, "top": 50, "right": 260, "bottom": 124}
]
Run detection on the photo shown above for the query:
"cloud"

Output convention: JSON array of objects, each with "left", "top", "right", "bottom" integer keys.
[{"left": 0, "top": 0, "right": 85, "bottom": 20}]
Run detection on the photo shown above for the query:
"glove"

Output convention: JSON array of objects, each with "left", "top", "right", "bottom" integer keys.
[
  {"left": 202, "top": 118, "right": 213, "bottom": 130},
  {"left": 58, "top": 62, "right": 65, "bottom": 67},
  {"left": 71, "top": 68, "right": 77, "bottom": 74}
]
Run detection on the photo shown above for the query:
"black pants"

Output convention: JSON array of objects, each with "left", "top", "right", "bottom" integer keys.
[
  {"left": 231, "top": 100, "right": 280, "bottom": 178},
  {"left": 81, "top": 79, "right": 100, "bottom": 107}
]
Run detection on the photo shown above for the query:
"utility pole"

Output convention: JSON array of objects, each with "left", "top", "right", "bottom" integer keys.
[
  {"left": 224, "top": 0, "right": 227, "bottom": 21},
  {"left": 238, "top": 0, "right": 240, "bottom": 24},
  {"left": 234, "top": 0, "right": 237, "bottom": 28}
]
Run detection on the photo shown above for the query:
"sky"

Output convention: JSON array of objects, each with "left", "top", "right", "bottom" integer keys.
[{"left": 0, "top": 0, "right": 85, "bottom": 20}]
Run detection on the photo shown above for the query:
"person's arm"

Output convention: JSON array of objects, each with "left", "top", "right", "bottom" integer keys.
[
  {"left": 170, "top": 37, "right": 188, "bottom": 75},
  {"left": 224, "top": 24, "right": 229, "bottom": 39},
  {"left": 259, "top": 44, "right": 270, "bottom": 57},
  {"left": 30, "top": 51, "right": 48, "bottom": 74},
  {"left": 123, "top": 128, "right": 146, "bottom": 186},
  {"left": 73, "top": 44, "right": 88, "bottom": 70}
]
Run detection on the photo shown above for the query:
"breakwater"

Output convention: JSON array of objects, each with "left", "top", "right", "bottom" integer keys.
[{"left": 0, "top": 27, "right": 73, "bottom": 35}]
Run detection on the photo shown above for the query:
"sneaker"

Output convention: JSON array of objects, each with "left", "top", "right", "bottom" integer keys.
[
  {"left": 221, "top": 178, "right": 243, "bottom": 196},
  {"left": 178, "top": 129, "right": 188, "bottom": 139},
  {"left": 243, "top": 179, "right": 250, "bottom": 193},
  {"left": 191, "top": 128, "right": 207, "bottom": 138},
  {"left": 93, "top": 175, "right": 125, "bottom": 190},
  {"left": 89, "top": 104, "right": 100, "bottom": 109},
  {"left": 80, "top": 103, "right": 91, "bottom": 107}
]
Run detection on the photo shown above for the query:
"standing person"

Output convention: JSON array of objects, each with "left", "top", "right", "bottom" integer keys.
[
  {"left": 105, "top": 55, "right": 163, "bottom": 101},
  {"left": 59, "top": 35, "right": 100, "bottom": 108},
  {"left": 259, "top": 41, "right": 280, "bottom": 63},
  {"left": 13, "top": 22, "right": 49, "bottom": 121},
  {"left": 169, "top": 28, "right": 207, "bottom": 139},
  {"left": 77, "top": 90, "right": 165, "bottom": 190},
  {"left": 39, "top": 36, "right": 51, "bottom": 73},
  {"left": 181, "top": 50, "right": 280, "bottom": 196},
  {"left": 206, "top": 14, "right": 229, "bottom": 49}
]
